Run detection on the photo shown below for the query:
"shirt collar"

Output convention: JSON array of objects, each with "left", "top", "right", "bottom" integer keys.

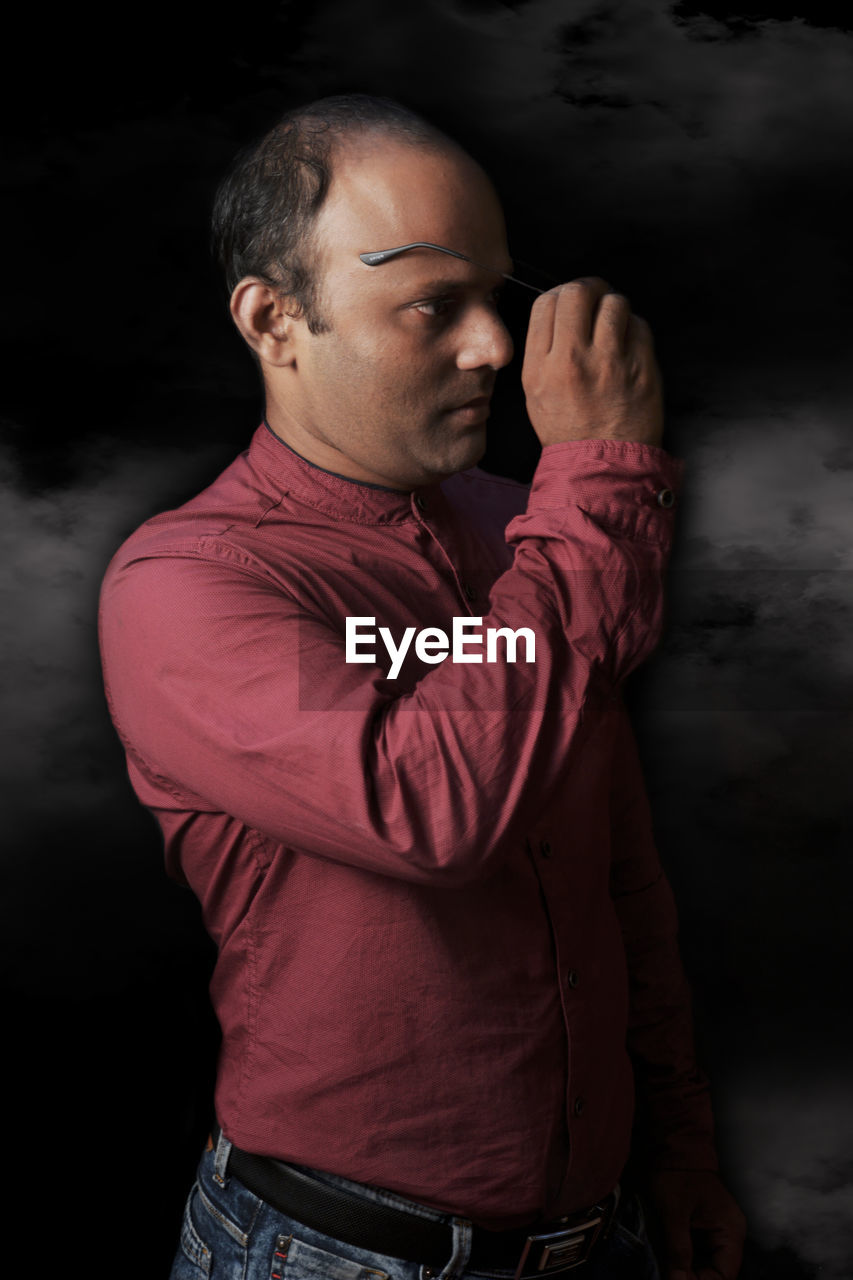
[{"left": 249, "top": 421, "right": 448, "bottom": 525}]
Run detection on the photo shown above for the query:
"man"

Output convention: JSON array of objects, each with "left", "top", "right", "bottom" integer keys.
[{"left": 99, "top": 95, "right": 745, "bottom": 1279}]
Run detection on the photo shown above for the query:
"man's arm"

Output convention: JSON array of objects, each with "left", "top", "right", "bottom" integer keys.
[
  {"left": 609, "top": 701, "right": 746, "bottom": 1279},
  {"left": 99, "top": 277, "right": 676, "bottom": 886},
  {"left": 99, "top": 434, "right": 679, "bottom": 888}
]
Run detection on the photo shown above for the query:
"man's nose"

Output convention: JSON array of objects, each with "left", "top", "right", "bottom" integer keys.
[{"left": 455, "top": 305, "right": 514, "bottom": 372}]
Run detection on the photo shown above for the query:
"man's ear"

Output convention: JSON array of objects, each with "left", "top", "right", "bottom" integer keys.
[{"left": 229, "top": 278, "right": 303, "bottom": 367}]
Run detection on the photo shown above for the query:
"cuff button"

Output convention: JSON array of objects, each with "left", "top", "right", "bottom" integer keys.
[{"left": 656, "top": 488, "right": 675, "bottom": 508}]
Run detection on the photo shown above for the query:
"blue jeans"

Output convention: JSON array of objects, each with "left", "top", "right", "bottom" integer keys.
[{"left": 170, "top": 1130, "right": 661, "bottom": 1280}]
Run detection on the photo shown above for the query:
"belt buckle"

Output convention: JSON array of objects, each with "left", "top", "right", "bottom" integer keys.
[{"left": 512, "top": 1211, "right": 604, "bottom": 1278}]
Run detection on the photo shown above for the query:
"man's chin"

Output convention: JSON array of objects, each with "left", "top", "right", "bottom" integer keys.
[
  {"left": 441, "top": 429, "right": 488, "bottom": 476},
  {"left": 410, "top": 424, "right": 488, "bottom": 485}
]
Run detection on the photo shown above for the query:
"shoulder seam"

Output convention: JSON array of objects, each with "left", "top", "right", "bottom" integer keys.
[{"left": 117, "top": 535, "right": 284, "bottom": 589}]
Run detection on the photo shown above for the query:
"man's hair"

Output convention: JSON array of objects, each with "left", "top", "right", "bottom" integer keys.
[{"left": 211, "top": 94, "right": 458, "bottom": 336}]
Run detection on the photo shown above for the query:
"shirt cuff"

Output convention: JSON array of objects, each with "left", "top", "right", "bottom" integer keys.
[{"left": 527, "top": 439, "right": 685, "bottom": 546}]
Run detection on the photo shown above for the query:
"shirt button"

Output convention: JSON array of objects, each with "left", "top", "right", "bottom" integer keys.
[
  {"left": 414, "top": 493, "right": 427, "bottom": 512},
  {"left": 573, "top": 1096, "right": 586, "bottom": 1116},
  {"left": 540, "top": 839, "right": 552, "bottom": 858},
  {"left": 567, "top": 970, "right": 579, "bottom": 988},
  {"left": 656, "top": 488, "right": 675, "bottom": 508},
  {"left": 462, "top": 581, "right": 477, "bottom": 602}
]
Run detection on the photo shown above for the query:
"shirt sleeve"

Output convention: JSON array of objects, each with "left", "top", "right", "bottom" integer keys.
[
  {"left": 608, "top": 697, "right": 720, "bottom": 1172},
  {"left": 99, "top": 439, "right": 683, "bottom": 888}
]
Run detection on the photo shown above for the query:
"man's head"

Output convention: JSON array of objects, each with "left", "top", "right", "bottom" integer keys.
[{"left": 215, "top": 94, "right": 514, "bottom": 490}]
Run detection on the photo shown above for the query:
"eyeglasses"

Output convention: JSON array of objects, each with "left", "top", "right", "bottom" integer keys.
[{"left": 358, "top": 242, "right": 549, "bottom": 294}]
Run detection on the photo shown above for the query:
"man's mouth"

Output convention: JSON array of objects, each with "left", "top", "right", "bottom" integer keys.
[
  {"left": 444, "top": 396, "right": 491, "bottom": 421},
  {"left": 444, "top": 392, "right": 493, "bottom": 414}
]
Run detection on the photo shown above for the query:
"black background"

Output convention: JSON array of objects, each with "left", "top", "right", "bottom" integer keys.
[{"left": 3, "top": 2, "right": 852, "bottom": 1276}]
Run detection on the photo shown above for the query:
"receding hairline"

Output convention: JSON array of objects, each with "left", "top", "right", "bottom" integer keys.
[
  {"left": 324, "top": 123, "right": 495, "bottom": 197},
  {"left": 300, "top": 129, "right": 502, "bottom": 303}
]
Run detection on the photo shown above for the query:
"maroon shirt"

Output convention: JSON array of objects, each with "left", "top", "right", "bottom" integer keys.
[{"left": 98, "top": 423, "right": 717, "bottom": 1230}]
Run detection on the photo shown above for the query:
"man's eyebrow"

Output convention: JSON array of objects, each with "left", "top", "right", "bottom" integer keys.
[
  {"left": 360, "top": 243, "right": 545, "bottom": 293},
  {"left": 360, "top": 242, "right": 526, "bottom": 281}
]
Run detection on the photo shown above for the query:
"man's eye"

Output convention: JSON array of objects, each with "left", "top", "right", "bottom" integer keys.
[
  {"left": 412, "top": 291, "right": 504, "bottom": 320},
  {"left": 414, "top": 297, "right": 455, "bottom": 318}
]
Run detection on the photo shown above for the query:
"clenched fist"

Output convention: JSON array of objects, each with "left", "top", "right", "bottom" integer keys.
[{"left": 521, "top": 277, "right": 664, "bottom": 447}]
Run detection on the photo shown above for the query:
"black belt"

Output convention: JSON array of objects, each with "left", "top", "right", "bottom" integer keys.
[{"left": 215, "top": 1129, "right": 618, "bottom": 1277}]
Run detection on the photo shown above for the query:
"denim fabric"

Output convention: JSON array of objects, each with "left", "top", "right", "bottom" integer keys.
[{"left": 169, "top": 1131, "right": 661, "bottom": 1280}]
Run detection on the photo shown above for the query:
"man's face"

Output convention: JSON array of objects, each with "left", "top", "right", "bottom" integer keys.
[{"left": 271, "top": 137, "right": 515, "bottom": 490}]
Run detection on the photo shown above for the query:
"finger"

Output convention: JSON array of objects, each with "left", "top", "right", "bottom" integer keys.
[
  {"left": 552, "top": 277, "right": 612, "bottom": 346},
  {"left": 626, "top": 312, "right": 655, "bottom": 349},
  {"left": 574, "top": 274, "right": 612, "bottom": 296},
  {"left": 523, "top": 288, "right": 560, "bottom": 362},
  {"left": 592, "top": 291, "right": 632, "bottom": 352}
]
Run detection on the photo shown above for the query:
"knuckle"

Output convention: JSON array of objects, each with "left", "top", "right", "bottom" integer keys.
[{"left": 559, "top": 277, "right": 606, "bottom": 294}]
